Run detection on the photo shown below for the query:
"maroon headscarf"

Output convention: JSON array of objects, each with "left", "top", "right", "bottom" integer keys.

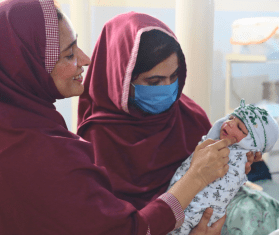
[
  {"left": 0, "top": 1, "right": 177, "bottom": 234},
  {"left": 77, "top": 12, "right": 212, "bottom": 210}
]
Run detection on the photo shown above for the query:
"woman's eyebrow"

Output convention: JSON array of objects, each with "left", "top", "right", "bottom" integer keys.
[
  {"left": 146, "top": 67, "right": 179, "bottom": 80},
  {"left": 62, "top": 34, "right": 78, "bottom": 52}
]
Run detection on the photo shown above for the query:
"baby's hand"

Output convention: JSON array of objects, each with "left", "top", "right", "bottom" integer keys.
[{"left": 245, "top": 151, "right": 262, "bottom": 174}]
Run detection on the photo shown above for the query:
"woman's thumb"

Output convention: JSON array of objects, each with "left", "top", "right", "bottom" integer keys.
[{"left": 199, "top": 208, "right": 213, "bottom": 226}]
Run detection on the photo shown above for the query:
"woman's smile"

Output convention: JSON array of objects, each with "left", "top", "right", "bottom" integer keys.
[{"left": 73, "top": 74, "right": 83, "bottom": 83}]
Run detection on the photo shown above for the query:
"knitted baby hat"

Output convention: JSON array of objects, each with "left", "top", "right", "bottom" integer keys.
[
  {"left": 232, "top": 99, "right": 279, "bottom": 153},
  {"left": 206, "top": 99, "right": 279, "bottom": 153}
]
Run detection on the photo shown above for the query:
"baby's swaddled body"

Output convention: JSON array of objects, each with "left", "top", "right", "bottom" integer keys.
[
  {"left": 167, "top": 101, "right": 279, "bottom": 235},
  {"left": 168, "top": 136, "right": 248, "bottom": 234}
]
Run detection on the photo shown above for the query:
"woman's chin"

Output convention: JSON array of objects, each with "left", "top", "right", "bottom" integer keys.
[{"left": 69, "top": 85, "right": 84, "bottom": 98}]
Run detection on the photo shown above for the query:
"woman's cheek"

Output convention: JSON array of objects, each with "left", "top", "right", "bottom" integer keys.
[{"left": 63, "top": 61, "right": 77, "bottom": 79}]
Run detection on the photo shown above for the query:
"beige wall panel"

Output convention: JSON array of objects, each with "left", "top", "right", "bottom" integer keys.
[{"left": 176, "top": 0, "right": 214, "bottom": 119}]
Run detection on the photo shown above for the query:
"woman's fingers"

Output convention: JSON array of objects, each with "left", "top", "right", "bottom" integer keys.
[
  {"left": 215, "top": 163, "right": 230, "bottom": 180},
  {"left": 189, "top": 208, "right": 213, "bottom": 234},
  {"left": 189, "top": 208, "right": 226, "bottom": 234},
  {"left": 191, "top": 138, "right": 232, "bottom": 187},
  {"left": 209, "top": 140, "right": 231, "bottom": 179},
  {"left": 210, "top": 214, "right": 226, "bottom": 232},
  {"left": 223, "top": 164, "right": 230, "bottom": 174},
  {"left": 198, "top": 208, "right": 213, "bottom": 230},
  {"left": 245, "top": 162, "right": 252, "bottom": 174},
  {"left": 245, "top": 151, "right": 263, "bottom": 174},
  {"left": 214, "top": 143, "right": 230, "bottom": 171},
  {"left": 245, "top": 151, "right": 253, "bottom": 174},
  {"left": 195, "top": 139, "right": 232, "bottom": 155},
  {"left": 254, "top": 151, "right": 263, "bottom": 162},
  {"left": 246, "top": 151, "right": 262, "bottom": 163},
  {"left": 211, "top": 138, "right": 233, "bottom": 151},
  {"left": 195, "top": 139, "right": 217, "bottom": 151},
  {"left": 222, "top": 155, "right": 230, "bottom": 165},
  {"left": 246, "top": 151, "right": 254, "bottom": 164}
]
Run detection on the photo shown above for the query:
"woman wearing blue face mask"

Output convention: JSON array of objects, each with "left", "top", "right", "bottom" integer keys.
[
  {"left": 129, "top": 30, "right": 181, "bottom": 115},
  {"left": 77, "top": 12, "right": 261, "bottom": 234}
]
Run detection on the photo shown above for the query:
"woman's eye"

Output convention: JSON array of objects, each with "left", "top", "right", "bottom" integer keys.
[
  {"left": 149, "top": 80, "right": 160, "bottom": 86},
  {"left": 66, "top": 54, "right": 74, "bottom": 59}
]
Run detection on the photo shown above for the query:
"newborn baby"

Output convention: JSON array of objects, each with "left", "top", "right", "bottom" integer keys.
[{"left": 168, "top": 99, "right": 279, "bottom": 234}]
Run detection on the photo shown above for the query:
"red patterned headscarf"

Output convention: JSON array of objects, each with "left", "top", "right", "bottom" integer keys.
[{"left": 77, "top": 12, "right": 212, "bottom": 210}]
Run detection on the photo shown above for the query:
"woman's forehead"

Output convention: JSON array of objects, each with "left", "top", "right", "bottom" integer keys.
[{"left": 58, "top": 17, "right": 76, "bottom": 52}]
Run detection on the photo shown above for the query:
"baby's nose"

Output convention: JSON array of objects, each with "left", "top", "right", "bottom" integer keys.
[{"left": 228, "top": 120, "right": 235, "bottom": 128}]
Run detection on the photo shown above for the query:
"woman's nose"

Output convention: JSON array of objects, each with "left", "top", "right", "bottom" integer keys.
[{"left": 78, "top": 48, "right": 91, "bottom": 67}]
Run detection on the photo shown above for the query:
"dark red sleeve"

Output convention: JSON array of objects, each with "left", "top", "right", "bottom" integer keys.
[{"left": 0, "top": 133, "right": 178, "bottom": 235}]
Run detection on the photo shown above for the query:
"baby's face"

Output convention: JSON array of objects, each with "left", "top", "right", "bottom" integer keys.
[{"left": 220, "top": 115, "right": 248, "bottom": 143}]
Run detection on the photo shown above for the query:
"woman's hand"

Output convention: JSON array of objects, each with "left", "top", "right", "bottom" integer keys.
[
  {"left": 189, "top": 208, "right": 226, "bottom": 235},
  {"left": 190, "top": 139, "right": 232, "bottom": 189},
  {"left": 168, "top": 138, "right": 232, "bottom": 210},
  {"left": 245, "top": 151, "right": 262, "bottom": 174}
]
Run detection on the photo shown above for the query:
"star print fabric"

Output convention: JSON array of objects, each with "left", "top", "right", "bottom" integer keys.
[
  {"left": 167, "top": 136, "right": 248, "bottom": 235},
  {"left": 167, "top": 102, "right": 278, "bottom": 235}
]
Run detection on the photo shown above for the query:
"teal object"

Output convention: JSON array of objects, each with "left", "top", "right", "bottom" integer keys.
[
  {"left": 130, "top": 79, "right": 179, "bottom": 114},
  {"left": 222, "top": 185, "right": 279, "bottom": 235}
]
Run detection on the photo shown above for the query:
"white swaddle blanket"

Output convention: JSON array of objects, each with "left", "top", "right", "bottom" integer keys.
[{"left": 168, "top": 100, "right": 279, "bottom": 235}]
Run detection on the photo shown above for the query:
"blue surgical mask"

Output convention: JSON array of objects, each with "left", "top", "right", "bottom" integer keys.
[{"left": 129, "top": 78, "right": 179, "bottom": 114}]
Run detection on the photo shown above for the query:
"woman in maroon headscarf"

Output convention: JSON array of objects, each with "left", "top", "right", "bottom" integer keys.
[
  {"left": 77, "top": 13, "right": 211, "bottom": 208},
  {"left": 77, "top": 11, "right": 262, "bottom": 233},
  {"left": 0, "top": 0, "right": 233, "bottom": 234}
]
